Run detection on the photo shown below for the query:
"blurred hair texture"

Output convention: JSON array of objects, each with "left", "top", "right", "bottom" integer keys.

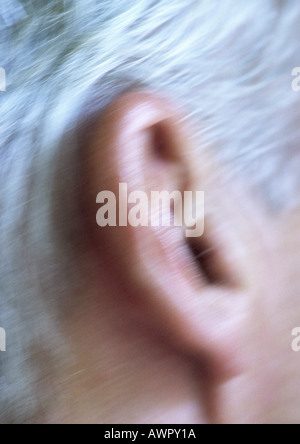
[{"left": 1, "top": 0, "right": 300, "bottom": 423}]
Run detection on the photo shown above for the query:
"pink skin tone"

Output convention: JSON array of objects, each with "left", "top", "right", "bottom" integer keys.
[{"left": 49, "top": 92, "right": 300, "bottom": 424}]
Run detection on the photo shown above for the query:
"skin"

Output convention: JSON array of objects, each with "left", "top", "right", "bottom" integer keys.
[{"left": 46, "top": 92, "right": 300, "bottom": 424}]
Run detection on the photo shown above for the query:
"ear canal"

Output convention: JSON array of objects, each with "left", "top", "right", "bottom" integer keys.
[
  {"left": 188, "top": 236, "right": 227, "bottom": 286},
  {"left": 186, "top": 219, "right": 240, "bottom": 288}
]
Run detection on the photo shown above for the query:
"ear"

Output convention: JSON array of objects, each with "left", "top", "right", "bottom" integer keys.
[{"left": 81, "top": 90, "right": 264, "bottom": 388}]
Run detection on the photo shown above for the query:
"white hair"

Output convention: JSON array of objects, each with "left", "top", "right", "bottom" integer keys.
[{"left": 1, "top": 0, "right": 300, "bottom": 423}]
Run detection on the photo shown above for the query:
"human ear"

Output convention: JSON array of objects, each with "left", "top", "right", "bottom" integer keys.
[{"left": 81, "top": 90, "right": 266, "bottom": 403}]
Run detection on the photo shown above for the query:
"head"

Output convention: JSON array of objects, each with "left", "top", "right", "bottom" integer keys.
[{"left": 1, "top": 0, "right": 300, "bottom": 424}]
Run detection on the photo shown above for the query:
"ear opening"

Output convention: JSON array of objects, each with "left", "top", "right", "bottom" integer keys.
[
  {"left": 188, "top": 237, "right": 224, "bottom": 286},
  {"left": 187, "top": 230, "right": 237, "bottom": 288}
]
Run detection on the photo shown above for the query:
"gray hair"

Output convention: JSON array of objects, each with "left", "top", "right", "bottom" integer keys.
[{"left": 1, "top": 0, "right": 300, "bottom": 423}]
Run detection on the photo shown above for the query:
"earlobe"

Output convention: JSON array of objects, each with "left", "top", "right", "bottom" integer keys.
[{"left": 81, "top": 90, "right": 257, "bottom": 395}]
